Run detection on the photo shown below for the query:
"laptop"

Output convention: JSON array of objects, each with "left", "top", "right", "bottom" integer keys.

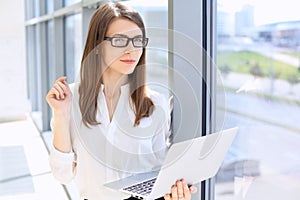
[{"left": 104, "top": 127, "right": 238, "bottom": 200}]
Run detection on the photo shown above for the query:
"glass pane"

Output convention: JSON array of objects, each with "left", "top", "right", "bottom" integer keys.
[
  {"left": 25, "top": 0, "right": 34, "bottom": 20},
  {"left": 124, "top": 0, "right": 168, "bottom": 96},
  {"left": 46, "top": 0, "right": 54, "bottom": 14},
  {"left": 216, "top": 0, "right": 300, "bottom": 199},
  {"left": 64, "top": 13, "right": 82, "bottom": 83},
  {"left": 34, "top": 0, "right": 40, "bottom": 17},
  {"left": 46, "top": 20, "right": 54, "bottom": 86},
  {"left": 26, "top": 25, "right": 38, "bottom": 110},
  {"left": 64, "top": 0, "right": 81, "bottom": 7}
]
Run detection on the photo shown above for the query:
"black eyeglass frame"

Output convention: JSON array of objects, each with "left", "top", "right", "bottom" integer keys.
[{"left": 103, "top": 36, "right": 149, "bottom": 48}]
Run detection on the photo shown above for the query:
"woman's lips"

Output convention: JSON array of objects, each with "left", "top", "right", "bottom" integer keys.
[{"left": 120, "top": 59, "right": 135, "bottom": 64}]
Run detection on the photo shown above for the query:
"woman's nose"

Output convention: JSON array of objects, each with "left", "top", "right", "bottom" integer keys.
[
  {"left": 124, "top": 50, "right": 131, "bottom": 54},
  {"left": 124, "top": 40, "right": 135, "bottom": 53}
]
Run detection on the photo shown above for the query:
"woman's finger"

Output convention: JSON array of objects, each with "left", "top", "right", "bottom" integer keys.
[
  {"left": 53, "top": 83, "right": 65, "bottom": 99},
  {"left": 57, "top": 76, "right": 67, "bottom": 83},
  {"left": 164, "top": 193, "right": 171, "bottom": 200},
  {"left": 50, "top": 87, "right": 60, "bottom": 100},
  {"left": 171, "top": 185, "right": 178, "bottom": 199},
  {"left": 189, "top": 186, "right": 197, "bottom": 194},
  {"left": 55, "top": 76, "right": 68, "bottom": 92},
  {"left": 57, "top": 81, "right": 67, "bottom": 93},
  {"left": 176, "top": 180, "right": 184, "bottom": 199},
  {"left": 182, "top": 180, "right": 191, "bottom": 199}
]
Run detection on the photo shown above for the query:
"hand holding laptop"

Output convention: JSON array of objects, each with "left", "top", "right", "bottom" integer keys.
[{"left": 164, "top": 179, "right": 197, "bottom": 200}]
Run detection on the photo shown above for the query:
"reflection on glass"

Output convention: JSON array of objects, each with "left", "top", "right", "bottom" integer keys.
[
  {"left": 123, "top": 0, "right": 168, "bottom": 96},
  {"left": 64, "top": 0, "right": 81, "bottom": 7},
  {"left": 34, "top": 0, "right": 40, "bottom": 17},
  {"left": 216, "top": 0, "right": 300, "bottom": 199},
  {"left": 64, "top": 13, "right": 82, "bottom": 83},
  {"left": 46, "top": 0, "right": 54, "bottom": 14},
  {"left": 46, "top": 20, "right": 54, "bottom": 87}
]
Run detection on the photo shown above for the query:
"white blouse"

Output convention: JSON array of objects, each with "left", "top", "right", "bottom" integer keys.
[{"left": 49, "top": 83, "right": 171, "bottom": 200}]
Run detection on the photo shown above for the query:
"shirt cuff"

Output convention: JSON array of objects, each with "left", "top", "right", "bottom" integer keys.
[{"left": 50, "top": 144, "right": 75, "bottom": 163}]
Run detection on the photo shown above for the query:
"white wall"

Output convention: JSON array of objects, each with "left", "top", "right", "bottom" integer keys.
[{"left": 0, "top": 0, "right": 29, "bottom": 121}]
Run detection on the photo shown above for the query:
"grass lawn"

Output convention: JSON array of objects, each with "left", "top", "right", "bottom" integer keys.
[{"left": 217, "top": 50, "right": 299, "bottom": 81}]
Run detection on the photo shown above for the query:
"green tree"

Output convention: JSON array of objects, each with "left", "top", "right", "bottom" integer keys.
[
  {"left": 219, "top": 64, "right": 231, "bottom": 78},
  {"left": 250, "top": 63, "right": 264, "bottom": 78},
  {"left": 287, "top": 74, "right": 300, "bottom": 94}
]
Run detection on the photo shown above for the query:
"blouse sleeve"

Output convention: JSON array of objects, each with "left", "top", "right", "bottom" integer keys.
[
  {"left": 48, "top": 117, "right": 76, "bottom": 185},
  {"left": 151, "top": 93, "right": 172, "bottom": 164},
  {"left": 49, "top": 144, "right": 76, "bottom": 184}
]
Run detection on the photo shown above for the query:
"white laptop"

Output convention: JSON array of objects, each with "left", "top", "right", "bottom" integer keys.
[{"left": 104, "top": 127, "right": 238, "bottom": 200}]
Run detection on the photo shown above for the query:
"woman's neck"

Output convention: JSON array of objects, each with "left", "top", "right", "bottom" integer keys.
[{"left": 102, "top": 70, "right": 128, "bottom": 99}]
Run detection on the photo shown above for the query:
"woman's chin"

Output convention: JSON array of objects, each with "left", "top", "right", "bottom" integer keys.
[{"left": 121, "top": 67, "right": 136, "bottom": 75}]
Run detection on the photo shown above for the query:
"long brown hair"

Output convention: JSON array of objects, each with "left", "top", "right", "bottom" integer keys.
[{"left": 79, "top": 2, "right": 154, "bottom": 127}]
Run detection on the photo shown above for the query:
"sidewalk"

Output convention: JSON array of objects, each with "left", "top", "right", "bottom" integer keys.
[
  {"left": 221, "top": 72, "right": 300, "bottom": 102},
  {"left": 0, "top": 117, "right": 69, "bottom": 200}
]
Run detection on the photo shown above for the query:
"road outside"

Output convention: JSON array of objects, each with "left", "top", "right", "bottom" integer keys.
[{"left": 215, "top": 38, "right": 300, "bottom": 200}]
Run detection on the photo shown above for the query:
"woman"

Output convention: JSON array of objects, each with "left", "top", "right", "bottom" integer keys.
[{"left": 46, "top": 2, "right": 196, "bottom": 200}]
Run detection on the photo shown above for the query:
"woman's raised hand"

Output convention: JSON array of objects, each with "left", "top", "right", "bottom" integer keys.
[
  {"left": 46, "top": 77, "right": 72, "bottom": 114},
  {"left": 164, "top": 179, "right": 197, "bottom": 200}
]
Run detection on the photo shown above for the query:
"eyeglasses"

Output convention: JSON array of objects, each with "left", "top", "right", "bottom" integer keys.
[{"left": 104, "top": 36, "right": 149, "bottom": 48}]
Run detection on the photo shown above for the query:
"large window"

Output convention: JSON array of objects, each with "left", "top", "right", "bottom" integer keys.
[
  {"left": 64, "top": 0, "right": 81, "bottom": 7},
  {"left": 215, "top": 0, "right": 300, "bottom": 199},
  {"left": 46, "top": 0, "right": 54, "bottom": 13},
  {"left": 64, "top": 13, "right": 82, "bottom": 83},
  {"left": 46, "top": 20, "right": 54, "bottom": 85},
  {"left": 123, "top": 0, "right": 169, "bottom": 97}
]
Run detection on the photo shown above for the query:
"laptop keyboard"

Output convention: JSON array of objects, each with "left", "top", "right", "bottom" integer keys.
[{"left": 122, "top": 177, "right": 156, "bottom": 196}]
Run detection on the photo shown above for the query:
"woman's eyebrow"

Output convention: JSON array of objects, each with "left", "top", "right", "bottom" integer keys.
[
  {"left": 112, "top": 33, "right": 143, "bottom": 37},
  {"left": 112, "top": 33, "right": 127, "bottom": 37}
]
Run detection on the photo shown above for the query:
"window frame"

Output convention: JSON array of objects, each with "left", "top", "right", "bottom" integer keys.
[{"left": 169, "top": 0, "right": 216, "bottom": 199}]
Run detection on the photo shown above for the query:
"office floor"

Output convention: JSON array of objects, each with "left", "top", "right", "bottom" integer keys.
[{"left": 0, "top": 118, "right": 69, "bottom": 200}]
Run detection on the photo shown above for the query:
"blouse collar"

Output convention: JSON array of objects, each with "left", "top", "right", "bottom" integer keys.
[{"left": 99, "top": 83, "right": 130, "bottom": 96}]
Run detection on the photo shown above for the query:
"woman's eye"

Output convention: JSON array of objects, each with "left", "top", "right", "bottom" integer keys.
[
  {"left": 114, "top": 38, "right": 125, "bottom": 43},
  {"left": 135, "top": 38, "right": 143, "bottom": 42}
]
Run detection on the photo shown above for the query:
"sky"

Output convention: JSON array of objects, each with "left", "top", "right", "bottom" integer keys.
[
  {"left": 126, "top": 0, "right": 300, "bottom": 26},
  {"left": 218, "top": 0, "right": 300, "bottom": 25}
]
